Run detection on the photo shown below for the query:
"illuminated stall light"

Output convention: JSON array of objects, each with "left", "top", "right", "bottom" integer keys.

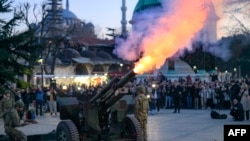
[
  {"left": 77, "top": 87, "right": 81, "bottom": 90},
  {"left": 62, "top": 85, "right": 67, "bottom": 90}
]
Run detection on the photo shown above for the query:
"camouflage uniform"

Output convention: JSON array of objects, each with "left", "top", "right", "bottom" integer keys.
[
  {"left": 0, "top": 92, "right": 15, "bottom": 117},
  {"left": 3, "top": 101, "right": 27, "bottom": 141},
  {"left": 134, "top": 86, "right": 149, "bottom": 141}
]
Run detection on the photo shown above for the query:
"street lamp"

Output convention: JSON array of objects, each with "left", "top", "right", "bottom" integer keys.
[
  {"left": 37, "top": 59, "right": 44, "bottom": 88},
  {"left": 225, "top": 70, "right": 228, "bottom": 81},
  {"left": 233, "top": 68, "right": 237, "bottom": 79},
  {"left": 193, "top": 65, "right": 197, "bottom": 73}
]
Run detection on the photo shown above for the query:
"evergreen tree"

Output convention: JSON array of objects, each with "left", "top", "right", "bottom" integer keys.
[{"left": 0, "top": 0, "right": 41, "bottom": 87}]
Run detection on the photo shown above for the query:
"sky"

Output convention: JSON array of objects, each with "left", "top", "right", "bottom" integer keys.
[
  {"left": 8, "top": 0, "right": 248, "bottom": 39},
  {"left": 13, "top": 0, "right": 137, "bottom": 31}
]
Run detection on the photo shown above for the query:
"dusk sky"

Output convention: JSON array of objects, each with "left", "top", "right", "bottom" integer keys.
[
  {"left": 8, "top": 0, "right": 248, "bottom": 39},
  {"left": 13, "top": 0, "right": 137, "bottom": 30}
]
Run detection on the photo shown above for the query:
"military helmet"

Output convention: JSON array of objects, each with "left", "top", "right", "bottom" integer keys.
[
  {"left": 15, "top": 101, "right": 24, "bottom": 108},
  {"left": 136, "top": 86, "right": 145, "bottom": 93},
  {"left": 4, "top": 90, "right": 11, "bottom": 95}
]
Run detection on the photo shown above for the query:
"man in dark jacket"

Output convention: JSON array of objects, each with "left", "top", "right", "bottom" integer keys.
[
  {"left": 230, "top": 80, "right": 240, "bottom": 103},
  {"left": 172, "top": 81, "right": 182, "bottom": 113},
  {"left": 230, "top": 98, "right": 244, "bottom": 121}
]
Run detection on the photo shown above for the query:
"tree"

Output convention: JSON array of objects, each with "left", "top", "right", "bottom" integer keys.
[
  {"left": 0, "top": 0, "right": 41, "bottom": 87},
  {"left": 224, "top": 0, "right": 250, "bottom": 37},
  {"left": 18, "top": 1, "right": 98, "bottom": 77}
]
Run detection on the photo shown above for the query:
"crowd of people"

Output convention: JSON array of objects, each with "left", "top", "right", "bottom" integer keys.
[
  {"left": 1, "top": 73, "right": 250, "bottom": 120},
  {"left": 1, "top": 72, "right": 250, "bottom": 140}
]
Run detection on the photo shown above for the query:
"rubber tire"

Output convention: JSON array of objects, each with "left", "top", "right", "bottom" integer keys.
[
  {"left": 56, "top": 120, "right": 79, "bottom": 141},
  {"left": 123, "top": 115, "right": 143, "bottom": 141}
]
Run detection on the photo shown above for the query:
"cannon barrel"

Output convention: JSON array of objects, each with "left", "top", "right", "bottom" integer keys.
[
  {"left": 114, "top": 69, "right": 137, "bottom": 88},
  {"left": 89, "top": 77, "right": 119, "bottom": 104},
  {"left": 99, "top": 70, "right": 137, "bottom": 109},
  {"left": 90, "top": 70, "right": 137, "bottom": 105}
]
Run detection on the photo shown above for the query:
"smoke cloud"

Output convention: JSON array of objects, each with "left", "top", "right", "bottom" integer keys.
[{"left": 113, "top": 0, "right": 234, "bottom": 74}]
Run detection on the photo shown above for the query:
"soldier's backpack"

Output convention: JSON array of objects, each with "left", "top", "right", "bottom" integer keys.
[{"left": 210, "top": 111, "right": 227, "bottom": 119}]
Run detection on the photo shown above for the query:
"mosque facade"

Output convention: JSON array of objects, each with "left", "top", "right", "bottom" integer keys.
[{"left": 34, "top": 0, "right": 130, "bottom": 87}]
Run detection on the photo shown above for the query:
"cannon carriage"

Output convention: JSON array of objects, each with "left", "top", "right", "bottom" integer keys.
[{"left": 56, "top": 70, "right": 142, "bottom": 141}]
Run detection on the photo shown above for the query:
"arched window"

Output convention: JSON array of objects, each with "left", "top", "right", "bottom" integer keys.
[
  {"left": 75, "top": 64, "right": 88, "bottom": 75},
  {"left": 92, "top": 65, "right": 104, "bottom": 74}
]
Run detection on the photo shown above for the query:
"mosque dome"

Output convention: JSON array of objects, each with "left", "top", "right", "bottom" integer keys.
[
  {"left": 62, "top": 9, "right": 78, "bottom": 19},
  {"left": 61, "top": 0, "right": 81, "bottom": 25},
  {"left": 134, "top": 0, "right": 162, "bottom": 13},
  {"left": 130, "top": 0, "right": 163, "bottom": 25}
]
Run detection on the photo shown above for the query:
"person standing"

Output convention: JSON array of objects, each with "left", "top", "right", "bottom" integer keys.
[
  {"left": 3, "top": 101, "right": 28, "bottom": 141},
  {"left": 164, "top": 82, "right": 173, "bottom": 109},
  {"left": 240, "top": 83, "right": 250, "bottom": 120},
  {"left": 193, "top": 83, "right": 201, "bottom": 109},
  {"left": 172, "top": 81, "right": 182, "bottom": 113},
  {"left": 47, "top": 87, "right": 57, "bottom": 116},
  {"left": 35, "top": 86, "right": 45, "bottom": 116},
  {"left": 134, "top": 86, "right": 149, "bottom": 141},
  {"left": 152, "top": 84, "right": 161, "bottom": 112},
  {"left": 229, "top": 80, "right": 241, "bottom": 104},
  {"left": 186, "top": 83, "right": 194, "bottom": 109}
]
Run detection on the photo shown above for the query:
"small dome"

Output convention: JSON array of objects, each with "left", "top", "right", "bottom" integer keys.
[
  {"left": 62, "top": 9, "right": 78, "bottom": 19},
  {"left": 57, "top": 48, "right": 81, "bottom": 64},
  {"left": 80, "top": 50, "right": 98, "bottom": 59},
  {"left": 97, "top": 51, "right": 112, "bottom": 59}
]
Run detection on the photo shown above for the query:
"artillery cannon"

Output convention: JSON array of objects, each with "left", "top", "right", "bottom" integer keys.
[{"left": 56, "top": 70, "right": 143, "bottom": 141}]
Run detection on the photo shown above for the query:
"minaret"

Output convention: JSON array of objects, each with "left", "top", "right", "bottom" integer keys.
[
  {"left": 121, "top": 0, "right": 127, "bottom": 38},
  {"left": 200, "top": 0, "right": 219, "bottom": 43},
  {"left": 47, "top": 0, "right": 62, "bottom": 25},
  {"left": 66, "top": 0, "right": 69, "bottom": 10}
]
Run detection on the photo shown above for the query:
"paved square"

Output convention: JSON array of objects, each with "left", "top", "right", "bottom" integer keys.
[{"left": 1, "top": 109, "right": 249, "bottom": 141}]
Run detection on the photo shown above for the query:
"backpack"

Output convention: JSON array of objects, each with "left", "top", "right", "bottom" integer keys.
[
  {"left": 26, "top": 110, "right": 36, "bottom": 120},
  {"left": 210, "top": 111, "right": 227, "bottom": 119}
]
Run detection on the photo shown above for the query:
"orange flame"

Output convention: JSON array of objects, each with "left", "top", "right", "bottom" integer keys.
[{"left": 133, "top": 0, "right": 209, "bottom": 74}]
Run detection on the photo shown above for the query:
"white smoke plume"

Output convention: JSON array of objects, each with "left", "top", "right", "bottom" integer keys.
[
  {"left": 113, "top": 6, "right": 165, "bottom": 62},
  {"left": 113, "top": 0, "right": 236, "bottom": 65}
]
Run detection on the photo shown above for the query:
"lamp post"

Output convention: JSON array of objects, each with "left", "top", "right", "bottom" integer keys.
[
  {"left": 37, "top": 59, "right": 44, "bottom": 88},
  {"left": 41, "top": 64, "right": 44, "bottom": 88},
  {"left": 238, "top": 65, "right": 241, "bottom": 79},
  {"left": 225, "top": 70, "right": 228, "bottom": 81},
  {"left": 118, "top": 63, "right": 123, "bottom": 76},
  {"left": 233, "top": 68, "right": 237, "bottom": 79},
  {"left": 215, "top": 67, "right": 218, "bottom": 71},
  {"left": 193, "top": 65, "right": 197, "bottom": 73}
]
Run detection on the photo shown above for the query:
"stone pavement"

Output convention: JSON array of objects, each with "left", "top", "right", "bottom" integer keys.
[{"left": 1, "top": 109, "right": 249, "bottom": 141}]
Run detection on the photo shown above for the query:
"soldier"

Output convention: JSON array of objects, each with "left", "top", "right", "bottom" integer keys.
[
  {"left": 0, "top": 90, "right": 15, "bottom": 117},
  {"left": 3, "top": 101, "right": 28, "bottom": 141},
  {"left": 134, "top": 86, "right": 149, "bottom": 141}
]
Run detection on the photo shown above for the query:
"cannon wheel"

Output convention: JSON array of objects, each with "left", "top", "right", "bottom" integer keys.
[
  {"left": 122, "top": 115, "right": 143, "bottom": 141},
  {"left": 56, "top": 120, "right": 79, "bottom": 141}
]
